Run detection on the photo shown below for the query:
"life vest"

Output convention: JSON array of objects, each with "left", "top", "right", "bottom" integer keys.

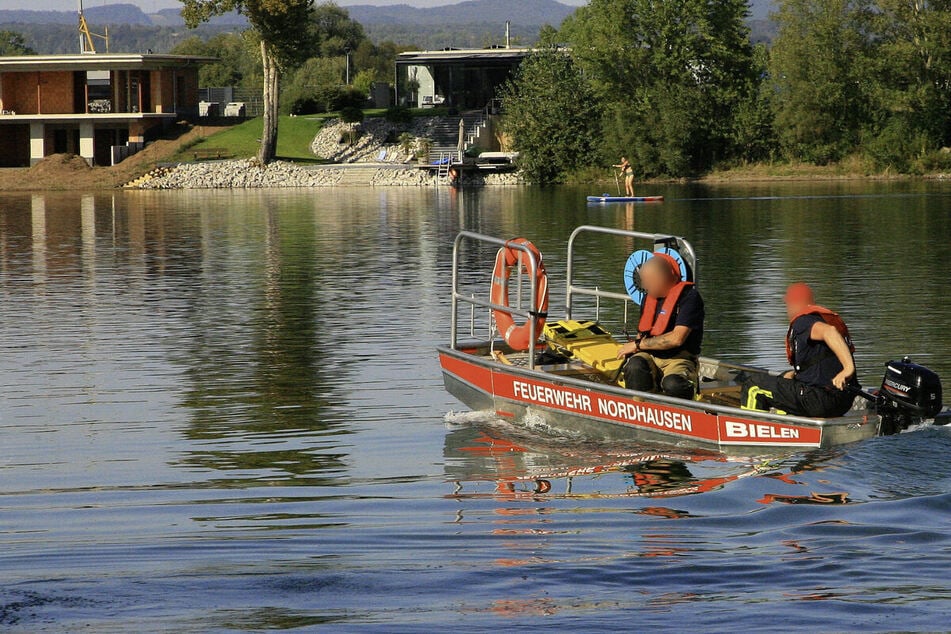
[
  {"left": 637, "top": 252, "right": 692, "bottom": 336},
  {"left": 638, "top": 282, "right": 693, "bottom": 336},
  {"left": 785, "top": 305, "right": 855, "bottom": 366}
]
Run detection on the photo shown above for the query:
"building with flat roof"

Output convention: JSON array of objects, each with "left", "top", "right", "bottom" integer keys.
[
  {"left": 395, "top": 47, "right": 532, "bottom": 111},
  {"left": 0, "top": 53, "right": 215, "bottom": 167}
]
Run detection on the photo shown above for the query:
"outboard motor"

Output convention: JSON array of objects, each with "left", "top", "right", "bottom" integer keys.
[{"left": 876, "top": 357, "right": 943, "bottom": 435}]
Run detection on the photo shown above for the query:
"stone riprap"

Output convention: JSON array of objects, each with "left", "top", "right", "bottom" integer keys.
[
  {"left": 311, "top": 116, "right": 462, "bottom": 164},
  {"left": 135, "top": 159, "right": 522, "bottom": 189}
]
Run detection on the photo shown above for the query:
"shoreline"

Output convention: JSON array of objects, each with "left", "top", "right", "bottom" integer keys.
[{"left": 2, "top": 153, "right": 949, "bottom": 193}]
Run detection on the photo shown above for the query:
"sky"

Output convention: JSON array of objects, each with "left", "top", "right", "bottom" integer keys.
[{"left": 2, "top": 0, "right": 589, "bottom": 11}]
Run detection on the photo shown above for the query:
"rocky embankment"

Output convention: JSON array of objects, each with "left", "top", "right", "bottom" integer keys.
[
  {"left": 132, "top": 115, "right": 523, "bottom": 189},
  {"left": 134, "top": 158, "right": 521, "bottom": 189}
]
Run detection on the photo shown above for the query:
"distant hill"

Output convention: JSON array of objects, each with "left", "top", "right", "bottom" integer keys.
[
  {"left": 0, "top": 0, "right": 780, "bottom": 54},
  {"left": 347, "top": 0, "right": 575, "bottom": 26},
  {"left": 0, "top": 0, "right": 776, "bottom": 27},
  {"left": 0, "top": 0, "right": 573, "bottom": 29},
  {"left": 0, "top": 4, "right": 153, "bottom": 26}
]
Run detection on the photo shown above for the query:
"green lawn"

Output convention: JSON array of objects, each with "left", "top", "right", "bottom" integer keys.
[
  {"left": 177, "top": 115, "right": 332, "bottom": 163},
  {"left": 173, "top": 108, "right": 425, "bottom": 163}
]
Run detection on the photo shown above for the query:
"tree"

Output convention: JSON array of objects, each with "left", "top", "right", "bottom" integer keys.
[
  {"left": 171, "top": 33, "right": 256, "bottom": 88},
  {"left": 308, "top": 2, "right": 365, "bottom": 58},
  {"left": 560, "top": 0, "right": 757, "bottom": 176},
  {"left": 732, "top": 44, "right": 778, "bottom": 163},
  {"left": 181, "top": 0, "right": 314, "bottom": 163},
  {"left": 500, "top": 48, "right": 601, "bottom": 183},
  {"left": 281, "top": 56, "right": 346, "bottom": 114},
  {"left": 862, "top": 0, "right": 951, "bottom": 168},
  {"left": 0, "top": 30, "right": 36, "bottom": 56},
  {"left": 770, "top": 0, "right": 873, "bottom": 163}
]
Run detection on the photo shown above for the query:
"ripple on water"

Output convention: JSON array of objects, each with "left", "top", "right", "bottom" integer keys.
[{"left": 1, "top": 187, "right": 950, "bottom": 630}]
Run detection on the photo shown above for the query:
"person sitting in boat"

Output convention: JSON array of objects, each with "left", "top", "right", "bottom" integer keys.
[
  {"left": 613, "top": 157, "right": 635, "bottom": 197},
  {"left": 615, "top": 254, "right": 704, "bottom": 399},
  {"left": 741, "top": 283, "right": 859, "bottom": 418}
]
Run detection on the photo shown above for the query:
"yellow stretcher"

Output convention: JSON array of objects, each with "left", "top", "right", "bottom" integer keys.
[{"left": 543, "top": 320, "right": 625, "bottom": 376}]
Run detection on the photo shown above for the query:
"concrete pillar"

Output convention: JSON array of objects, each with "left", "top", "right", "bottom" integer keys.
[
  {"left": 79, "top": 121, "right": 94, "bottom": 166},
  {"left": 29, "top": 121, "right": 44, "bottom": 166}
]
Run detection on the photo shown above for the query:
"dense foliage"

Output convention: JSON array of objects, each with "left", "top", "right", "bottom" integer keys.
[
  {"left": 558, "top": 0, "right": 758, "bottom": 177},
  {"left": 499, "top": 49, "right": 601, "bottom": 183},
  {"left": 502, "top": 0, "right": 951, "bottom": 181},
  {"left": 0, "top": 29, "right": 36, "bottom": 55}
]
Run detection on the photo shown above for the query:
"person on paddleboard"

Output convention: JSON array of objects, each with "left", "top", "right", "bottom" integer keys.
[
  {"left": 613, "top": 156, "right": 635, "bottom": 197},
  {"left": 741, "top": 283, "right": 859, "bottom": 417},
  {"left": 616, "top": 254, "right": 705, "bottom": 399}
]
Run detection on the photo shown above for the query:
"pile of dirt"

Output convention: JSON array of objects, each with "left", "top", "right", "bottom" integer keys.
[
  {"left": 0, "top": 123, "right": 232, "bottom": 191},
  {"left": 30, "top": 153, "right": 93, "bottom": 175}
]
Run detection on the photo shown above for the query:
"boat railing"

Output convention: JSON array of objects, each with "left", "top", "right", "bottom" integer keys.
[
  {"left": 566, "top": 225, "right": 697, "bottom": 323},
  {"left": 450, "top": 231, "right": 544, "bottom": 368}
]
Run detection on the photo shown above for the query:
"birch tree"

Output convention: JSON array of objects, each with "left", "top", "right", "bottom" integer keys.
[{"left": 181, "top": 0, "right": 313, "bottom": 163}]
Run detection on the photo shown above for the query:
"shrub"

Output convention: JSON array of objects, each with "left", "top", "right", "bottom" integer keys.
[{"left": 339, "top": 106, "right": 365, "bottom": 125}]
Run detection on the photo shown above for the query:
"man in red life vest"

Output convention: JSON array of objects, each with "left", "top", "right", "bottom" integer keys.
[
  {"left": 742, "top": 282, "right": 859, "bottom": 417},
  {"left": 616, "top": 253, "right": 705, "bottom": 399}
]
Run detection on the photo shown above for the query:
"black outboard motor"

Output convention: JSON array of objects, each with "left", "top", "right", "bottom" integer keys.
[{"left": 877, "top": 357, "right": 943, "bottom": 435}]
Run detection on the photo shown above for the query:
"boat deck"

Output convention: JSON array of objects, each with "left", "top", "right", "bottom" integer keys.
[{"left": 487, "top": 349, "right": 747, "bottom": 408}]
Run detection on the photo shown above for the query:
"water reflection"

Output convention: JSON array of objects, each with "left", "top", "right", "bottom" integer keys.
[
  {"left": 443, "top": 419, "right": 766, "bottom": 501},
  {"left": 1, "top": 185, "right": 950, "bottom": 630}
]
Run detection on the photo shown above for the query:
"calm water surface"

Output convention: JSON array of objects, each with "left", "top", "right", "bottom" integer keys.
[{"left": 1, "top": 183, "right": 950, "bottom": 631}]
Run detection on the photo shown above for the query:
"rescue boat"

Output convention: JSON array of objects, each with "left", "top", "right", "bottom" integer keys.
[{"left": 437, "top": 226, "right": 947, "bottom": 453}]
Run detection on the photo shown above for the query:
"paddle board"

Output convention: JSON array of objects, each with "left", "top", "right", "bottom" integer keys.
[{"left": 586, "top": 195, "right": 664, "bottom": 203}]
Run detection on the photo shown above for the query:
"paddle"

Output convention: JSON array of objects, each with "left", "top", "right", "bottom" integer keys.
[{"left": 614, "top": 171, "right": 621, "bottom": 196}]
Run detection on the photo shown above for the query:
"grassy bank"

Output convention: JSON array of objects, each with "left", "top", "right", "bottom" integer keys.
[
  {"left": 567, "top": 155, "right": 951, "bottom": 186},
  {"left": 174, "top": 115, "right": 334, "bottom": 163}
]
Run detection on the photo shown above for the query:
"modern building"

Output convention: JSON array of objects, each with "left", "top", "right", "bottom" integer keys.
[
  {"left": 0, "top": 54, "right": 215, "bottom": 167},
  {"left": 395, "top": 47, "right": 532, "bottom": 111}
]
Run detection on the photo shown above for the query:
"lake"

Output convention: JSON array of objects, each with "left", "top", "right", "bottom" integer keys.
[{"left": 1, "top": 183, "right": 950, "bottom": 631}]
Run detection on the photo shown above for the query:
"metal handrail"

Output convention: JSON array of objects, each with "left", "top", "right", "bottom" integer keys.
[
  {"left": 565, "top": 225, "right": 698, "bottom": 321},
  {"left": 451, "top": 231, "right": 543, "bottom": 369}
]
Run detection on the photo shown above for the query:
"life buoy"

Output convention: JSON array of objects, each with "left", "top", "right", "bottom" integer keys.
[
  {"left": 490, "top": 238, "right": 549, "bottom": 351},
  {"left": 623, "top": 248, "right": 688, "bottom": 306}
]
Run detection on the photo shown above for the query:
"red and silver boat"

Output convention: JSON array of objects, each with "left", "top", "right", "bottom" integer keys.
[{"left": 437, "top": 226, "right": 945, "bottom": 453}]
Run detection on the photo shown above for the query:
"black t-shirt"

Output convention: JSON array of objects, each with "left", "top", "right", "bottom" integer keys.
[
  {"left": 790, "top": 314, "right": 845, "bottom": 388},
  {"left": 647, "top": 285, "right": 705, "bottom": 358}
]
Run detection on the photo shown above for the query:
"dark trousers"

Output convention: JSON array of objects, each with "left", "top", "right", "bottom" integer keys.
[{"left": 742, "top": 372, "right": 856, "bottom": 418}]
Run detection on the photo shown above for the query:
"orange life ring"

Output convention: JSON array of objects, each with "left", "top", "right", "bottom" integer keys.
[{"left": 490, "top": 238, "right": 549, "bottom": 351}]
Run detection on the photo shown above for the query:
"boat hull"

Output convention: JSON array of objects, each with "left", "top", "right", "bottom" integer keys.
[
  {"left": 587, "top": 195, "right": 664, "bottom": 203},
  {"left": 439, "top": 345, "right": 881, "bottom": 453}
]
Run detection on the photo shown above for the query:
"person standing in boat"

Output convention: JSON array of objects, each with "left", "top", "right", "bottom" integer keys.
[
  {"left": 741, "top": 283, "right": 858, "bottom": 417},
  {"left": 613, "top": 157, "right": 635, "bottom": 197},
  {"left": 616, "top": 254, "right": 705, "bottom": 399}
]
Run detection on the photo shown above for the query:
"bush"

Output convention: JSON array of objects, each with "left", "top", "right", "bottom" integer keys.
[
  {"left": 334, "top": 88, "right": 368, "bottom": 110},
  {"left": 912, "top": 148, "right": 951, "bottom": 174},
  {"left": 288, "top": 97, "right": 323, "bottom": 116},
  {"left": 385, "top": 106, "right": 412, "bottom": 124},
  {"left": 862, "top": 117, "right": 932, "bottom": 173},
  {"left": 398, "top": 132, "right": 415, "bottom": 155},
  {"left": 339, "top": 106, "right": 365, "bottom": 125}
]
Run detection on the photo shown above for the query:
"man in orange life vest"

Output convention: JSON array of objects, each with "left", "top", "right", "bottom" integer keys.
[
  {"left": 742, "top": 282, "right": 859, "bottom": 417},
  {"left": 616, "top": 253, "right": 705, "bottom": 400}
]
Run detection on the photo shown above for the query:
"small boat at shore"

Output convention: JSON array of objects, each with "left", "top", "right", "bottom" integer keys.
[
  {"left": 437, "top": 225, "right": 947, "bottom": 453},
  {"left": 587, "top": 195, "right": 664, "bottom": 203}
]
